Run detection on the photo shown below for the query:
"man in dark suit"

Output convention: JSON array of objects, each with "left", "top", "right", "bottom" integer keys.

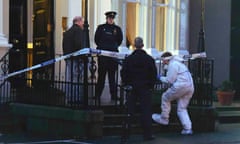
[
  {"left": 121, "top": 37, "right": 157, "bottom": 141},
  {"left": 62, "top": 16, "right": 84, "bottom": 104},
  {"left": 94, "top": 11, "right": 123, "bottom": 102}
]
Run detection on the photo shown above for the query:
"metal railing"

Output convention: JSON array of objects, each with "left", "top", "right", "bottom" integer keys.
[
  {"left": 189, "top": 58, "right": 214, "bottom": 106},
  {"left": 0, "top": 54, "right": 214, "bottom": 109},
  {"left": 0, "top": 50, "right": 12, "bottom": 104}
]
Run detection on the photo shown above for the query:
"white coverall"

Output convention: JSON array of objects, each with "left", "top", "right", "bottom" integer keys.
[{"left": 160, "top": 56, "right": 194, "bottom": 130}]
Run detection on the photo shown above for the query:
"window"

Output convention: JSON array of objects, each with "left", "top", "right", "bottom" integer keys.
[
  {"left": 107, "top": 0, "right": 189, "bottom": 53},
  {"left": 154, "top": 0, "right": 189, "bottom": 55}
]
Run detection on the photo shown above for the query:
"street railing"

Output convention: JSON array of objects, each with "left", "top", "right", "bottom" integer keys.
[{"left": 0, "top": 53, "right": 214, "bottom": 109}]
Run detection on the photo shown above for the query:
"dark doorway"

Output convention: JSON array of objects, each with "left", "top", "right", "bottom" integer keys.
[
  {"left": 32, "top": 0, "right": 54, "bottom": 83},
  {"left": 9, "top": 0, "right": 27, "bottom": 88},
  {"left": 231, "top": 0, "right": 240, "bottom": 99}
]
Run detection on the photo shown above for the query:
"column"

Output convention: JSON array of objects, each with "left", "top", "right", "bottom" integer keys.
[
  {"left": 121, "top": 0, "right": 127, "bottom": 47},
  {"left": 179, "top": 0, "right": 189, "bottom": 55},
  {"left": 0, "top": 0, "right": 12, "bottom": 94},
  {"left": 118, "top": 0, "right": 130, "bottom": 55},
  {"left": 0, "top": 0, "right": 12, "bottom": 48}
]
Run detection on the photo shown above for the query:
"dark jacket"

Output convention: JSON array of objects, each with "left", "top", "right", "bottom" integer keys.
[
  {"left": 121, "top": 49, "right": 157, "bottom": 89},
  {"left": 62, "top": 24, "right": 83, "bottom": 55},
  {"left": 94, "top": 23, "right": 123, "bottom": 52}
]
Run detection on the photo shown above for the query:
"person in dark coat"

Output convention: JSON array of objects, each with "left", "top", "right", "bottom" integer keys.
[
  {"left": 94, "top": 11, "right": 123, "bottom": 101},
  {"left": 121, "top": 37, "right": 157, "bottom": 141},
  {"left": 63, "top": 16, "right": 84, "bottom": 55},
  {"left": 62, "top": 16, "right": 84, "bottom": 104}
]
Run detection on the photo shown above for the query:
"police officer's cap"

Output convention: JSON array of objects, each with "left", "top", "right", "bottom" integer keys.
[{"left": 105, "top": 11, "right": 117, "bottom": 19}]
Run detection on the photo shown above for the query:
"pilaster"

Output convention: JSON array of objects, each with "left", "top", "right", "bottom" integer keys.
[{"left": 0, "top": 0, "right": 12, "bottom": 48}]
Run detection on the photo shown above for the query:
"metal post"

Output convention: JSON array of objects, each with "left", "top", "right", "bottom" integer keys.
[
  {"left": 83, "top": 0, "right": 90, "bottom": 48},
  {"left": 151, "top": 0, "right": 157, "bottom": 48},
  {"left": 122, "top": 0, "right": 127, "bottom": 47},
  {"left": 83, "top": 0, "right": 90, "bottom": 108},
  {"left": 197, "top": 0, "right": 205, "bottom": 52}
]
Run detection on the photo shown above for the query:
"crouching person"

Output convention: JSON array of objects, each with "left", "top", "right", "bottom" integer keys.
[{"left": 152, "top": 52, "right": 194, "bottom": 135}]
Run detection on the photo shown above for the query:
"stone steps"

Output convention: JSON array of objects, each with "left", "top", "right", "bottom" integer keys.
[
  {"left": 216, "top": 106, "right": 240, "bottom": 123},
  {"left": 103, "top": 113, "right": 181, "bottom": 136},
  {"left": 102, "top": 103, "right": 218, "bottom": 136}
]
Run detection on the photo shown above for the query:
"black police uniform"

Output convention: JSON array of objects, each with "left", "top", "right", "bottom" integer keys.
[
  {"left": 94, "top": 11, "right": 123, "bottom": 101},
  {"left": 121, "top": 49, "right": 157, "bottom": 139}
]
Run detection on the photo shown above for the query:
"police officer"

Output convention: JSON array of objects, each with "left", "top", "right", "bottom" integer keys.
[
  {"left": 94, "top": 11, "right": 123, "bottom": 101},
  {"left": 121, "top": 37, "right": 157, "bottom": 141}
]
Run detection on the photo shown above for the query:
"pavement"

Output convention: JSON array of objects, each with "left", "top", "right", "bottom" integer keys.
[
  {"left": 94, "top": 123, "right": 240, "bottom": 144},
  {"left": 0, "top": 123, "right": 240, "bottom": 144}
]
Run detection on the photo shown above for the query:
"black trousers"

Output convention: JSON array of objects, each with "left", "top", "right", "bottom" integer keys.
[
  {"left": 96, "top": 56, "right": 118, "bottom": 100},
  {"left": 127, "top": 86, "right": 153, "bottom": 138}
]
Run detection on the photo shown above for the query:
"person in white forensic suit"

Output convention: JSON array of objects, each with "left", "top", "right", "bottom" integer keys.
[{"left": 152, "top": 52, "right": 194, "bottom": 135}]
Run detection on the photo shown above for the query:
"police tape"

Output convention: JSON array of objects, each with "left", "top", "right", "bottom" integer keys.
[
  {"left": 0, "top": 48, "right": 129, "bottom": 80},
  {"left": 0, "top": 48, "right": 206, "bottom": 80},
  {"left": 160, "top": 52, "right": 207, "bottom": 61},
  {"left": 90, "top": 48, "right": 129, "bottom": 59},
  {"left": 183, "top": 52, "right": 207, "bottom": 59},
  {"left": 1, "top": 48, "right": 90, "bottom": 80}
]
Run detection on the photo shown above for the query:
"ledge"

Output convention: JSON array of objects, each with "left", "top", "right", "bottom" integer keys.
[{"left": 10, "top": 103, "right": 104, "bottom": 138}]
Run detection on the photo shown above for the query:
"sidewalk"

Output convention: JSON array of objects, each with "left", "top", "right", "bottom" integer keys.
[
  {"left": 1, "top": 123, "right": 239, "bottom": 144},
  {"left": 90, "top": 123, "right": 240, "bottom": 144}
]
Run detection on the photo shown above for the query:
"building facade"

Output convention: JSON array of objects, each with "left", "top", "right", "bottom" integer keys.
[{"left": 0, "top": 0, "right": 238, "bottom": 98}]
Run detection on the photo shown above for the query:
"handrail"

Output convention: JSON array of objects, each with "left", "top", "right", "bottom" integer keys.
[
  {"left": 0, "top": 50, "right": 10, "bottom": 88},
  {"left": 0, "top": 50, "right": 10, "bottom": 63}
]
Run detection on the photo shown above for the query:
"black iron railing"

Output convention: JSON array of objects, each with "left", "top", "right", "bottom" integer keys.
[
  {"left": 0, "top": 50, "right": 12, "bottom": 104},
  {"left": 0, "top": 54, "right": 214, "bottom": 109},
  {"left": 189, "top": 58, "right": 214, "bottom": 106}
]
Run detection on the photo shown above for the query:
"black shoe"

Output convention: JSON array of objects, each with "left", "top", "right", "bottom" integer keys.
[{"left": 143, "top": 135, "right": 155, "bottom": 141}]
